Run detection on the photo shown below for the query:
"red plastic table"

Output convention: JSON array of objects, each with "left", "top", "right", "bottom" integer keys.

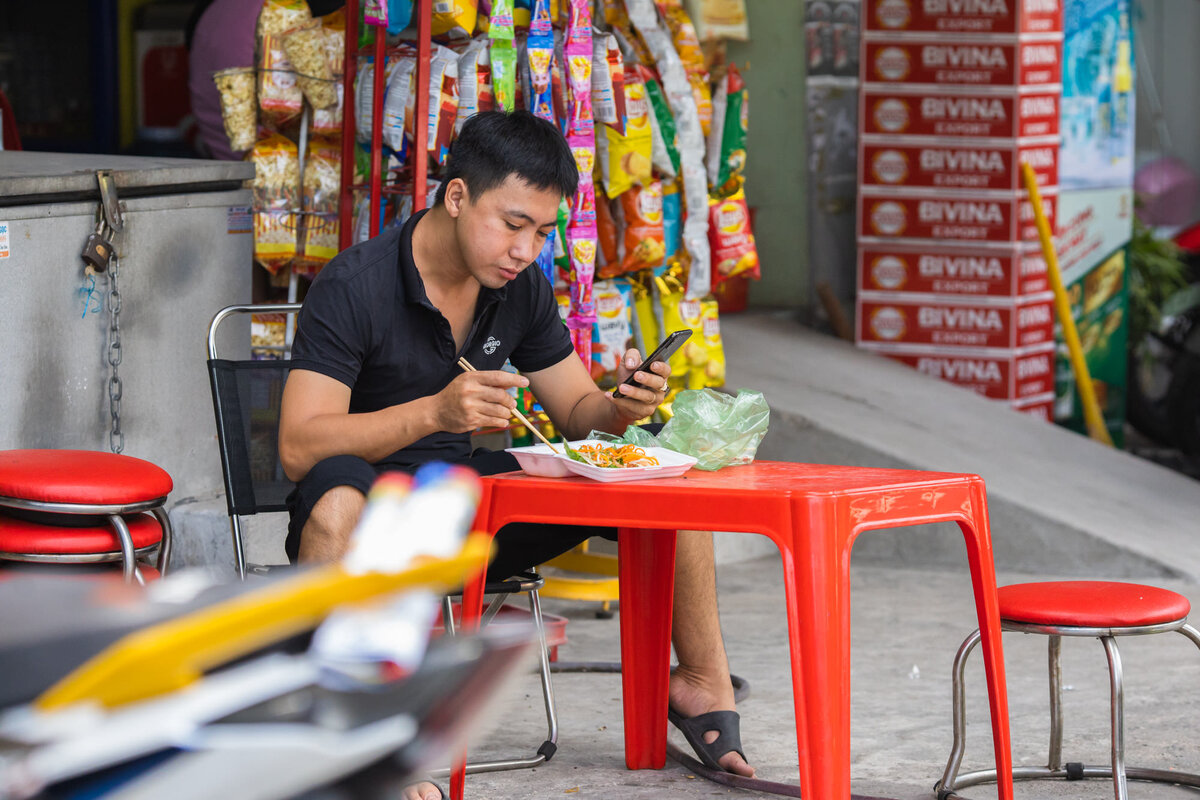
[{"left": 454, "top": 461, "right": 1014, "bottom": 800}]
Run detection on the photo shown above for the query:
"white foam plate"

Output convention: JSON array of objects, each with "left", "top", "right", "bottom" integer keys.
[{"left": 506, "top": 440, "right": 698, "bottom": 482}]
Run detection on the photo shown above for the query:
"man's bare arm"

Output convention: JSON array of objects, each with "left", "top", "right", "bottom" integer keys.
[{"left": 278, "top": 368, "right": 527, "bottom": 481}]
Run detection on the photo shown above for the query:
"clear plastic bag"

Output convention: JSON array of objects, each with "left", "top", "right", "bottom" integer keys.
[{"left": 589, "top": 387, "right": 768, "bottom": 470}]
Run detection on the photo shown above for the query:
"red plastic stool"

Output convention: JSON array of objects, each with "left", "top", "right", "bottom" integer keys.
[
  {"left": 0, "top": 450, "right": 174, "bottom": 585},
  {"left": 937, "top": 581, "right": 1200, "bottom": 800}
]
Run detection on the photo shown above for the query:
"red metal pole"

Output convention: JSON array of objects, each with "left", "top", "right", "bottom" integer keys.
[
  {"left": 337, "top": 0, "right": 360, "bottom": 251},
  {"left": 414, "top": 0, "right": 431, "bottom": 210},
  {"left": 368, "top": 23, "right": 387, "bottom": 238}
]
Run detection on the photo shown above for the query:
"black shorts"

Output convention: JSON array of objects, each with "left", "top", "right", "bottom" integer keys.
[{"left": 285, "top": 450, "right": 615, "bottom": 580}]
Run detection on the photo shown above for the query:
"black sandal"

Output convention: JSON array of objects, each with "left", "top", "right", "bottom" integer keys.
[{"left": 666, "top": 707, "right": 747, "bottom": 772}]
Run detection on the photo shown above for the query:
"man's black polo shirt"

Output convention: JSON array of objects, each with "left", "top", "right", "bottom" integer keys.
[{"left": 290, "top": 208, "right": 574, "bottom": 468}]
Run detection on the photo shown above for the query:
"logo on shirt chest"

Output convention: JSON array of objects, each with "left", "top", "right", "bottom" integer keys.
[{"left": 483, "top": 336, "right": 501, "bottom": 355}]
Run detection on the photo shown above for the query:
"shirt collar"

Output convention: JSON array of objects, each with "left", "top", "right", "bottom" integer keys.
[{"left": 398, "top": 209, "right": 510, "bottom": 312}]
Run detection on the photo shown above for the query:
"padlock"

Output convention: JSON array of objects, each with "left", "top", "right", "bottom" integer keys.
[{"left": 81, "top": 219, "right": 115, "bottom": 273}]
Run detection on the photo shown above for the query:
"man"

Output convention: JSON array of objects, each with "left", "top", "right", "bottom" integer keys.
[{"left": 278, "top": 111, "right": 754, "bottom": 798}]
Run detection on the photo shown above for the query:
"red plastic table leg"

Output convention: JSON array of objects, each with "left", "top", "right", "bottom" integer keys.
[
  {"left": 449, "top": 568, "right": 488, "bottom": 800},
  {"left": 617, "top": 526, "right": 677, "bottom": 770},
  {"left": 957, "top": 486, "right": 1014, "bottom": 800}
]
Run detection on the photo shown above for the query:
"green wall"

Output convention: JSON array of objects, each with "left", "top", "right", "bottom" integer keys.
[{"left": 726, "top": 0, "right": 808, "bottom": 309}]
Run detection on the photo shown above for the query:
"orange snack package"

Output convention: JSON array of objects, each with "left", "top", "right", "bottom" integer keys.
[
  {"left": 620, "top": 181, "right": 666, "bottom": 273},
  {"left": 707, "top": 181, "right": 759, "bottom": 283}
]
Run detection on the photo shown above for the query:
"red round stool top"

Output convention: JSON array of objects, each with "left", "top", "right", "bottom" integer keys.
[
  {"left": 999, "top": 581, "right": 1191, "bottom": 629},
  {"left": 0, "top": 512, "right": 163, "bottom": 555},
  {"left": 0, "top": 450, "right": 173, "bottom": 506}
]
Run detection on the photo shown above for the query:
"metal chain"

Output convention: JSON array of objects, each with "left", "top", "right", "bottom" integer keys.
[{"left": 107, "top": 251, "right": 124, "bottom": 454}]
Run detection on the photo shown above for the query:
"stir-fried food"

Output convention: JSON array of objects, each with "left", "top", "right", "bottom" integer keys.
[{"left": 571, "top": 443, "right": 660, "bottom": 468}]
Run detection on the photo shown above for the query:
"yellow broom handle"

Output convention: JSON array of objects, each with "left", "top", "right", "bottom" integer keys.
[{"left": 1021, "top": 163, "right": 1114, "bottom": 446}]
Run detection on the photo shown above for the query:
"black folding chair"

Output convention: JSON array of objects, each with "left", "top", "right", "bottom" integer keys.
[{"left": 205, "top": 303, "right": 559, "bottom": 772}]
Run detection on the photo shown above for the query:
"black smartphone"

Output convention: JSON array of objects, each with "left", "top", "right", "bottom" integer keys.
[{"left": 611, "top": 329, "right": 693, "bottom": 396}]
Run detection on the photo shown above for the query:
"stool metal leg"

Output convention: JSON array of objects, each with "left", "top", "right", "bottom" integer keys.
[
  {"left": 151, "top": 505, "right": 172, "bottom": 576},
  {"left": 1100, "top": 636, "right": 1128, "bottom": 800},
  {"left": 1047, "top": 634, "right": 1063, "bottom": 772},
  {"left": 527, "top": 586, "right": 560, "bottom": 750},
  {"left": 107, "top": 514, "right": 142, "bottom": 585},
  {"left": 937, "top": 628, "right": 982, "bottom": 796}
]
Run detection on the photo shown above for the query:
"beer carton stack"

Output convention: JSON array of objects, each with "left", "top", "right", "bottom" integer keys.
[{"left": 855, "top": 0, "right": 1064, "bottom": 420}]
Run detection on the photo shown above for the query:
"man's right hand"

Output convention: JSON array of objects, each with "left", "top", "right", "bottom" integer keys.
[{"left": 434, "top": 370, "right": 529, "bottom": 433}]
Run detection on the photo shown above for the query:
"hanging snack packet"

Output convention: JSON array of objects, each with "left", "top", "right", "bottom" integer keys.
[
  {"left": 699, "top": 296, "right": 726, "bottom": 387},
  {"left": 487, "top": 0, "right": 515, "bottom": 38},
  {"left": 258, "top": 30, "right": 303, "bottom": 127},
  {"left": 637, "top": 66, "right": 678, "bottom": 179},
  {"left": 249, "top": 133, "right": 301, "bottom": 210},
  {"left": 591, "top": 33, "right": 626, "bottom": 133},
  {"left": 257, "top": 0, "right": 311, "bottom": 45},
  {"left": 627, "top": 0, "right": 712, "bottom": 298},
  {"left": 284, "top": 21, "right": 337, "bottom": 109},
  {"left": 354, "top": 56, "right": 388, "bottom": 143},
  {"left": 620, "top": 180, "right": 666, "bottom": 273},
  {"left": 629, "top": 272, "right": 660, "bottom": 358},
  {"left": 364, "top": 0, "right": 388, "bottom": 27},
  {"left": 254, "top": 211, "right": 298, "bottom": 273},
  {"left": 707, "top": 181, "right": 759, "bottom": 282},
  {"left": 659, "top": 0, "right": 707, "bottom": 79},
  {"left": 310, "top": 82, "right": 344, "bottom": 134},
  {"left": 530, "top": 0, "right": 554, "bottom": 34},
  {"left": 567, "top": 225, "right": 598, "bottom": 318},
  {"left": 590, "top": 279, "right": 634, "bottom": 386},
  {"left": 596, "top": 81, "right": 652, "bottom": 198},
  {"left": 321, "top": 8, "right": 347, "bottom": 74},
  {"left": 707, "top": 62, "right": 747, "bottom": 191},
  {"left": 382, "top": 50, "right": 417, "bottom": 154},
  {"left": 418, "top": 45, "right": 460, "bottom": 164},
  {"left": 455, "top": 37, "right": 493, "bottom": 132},
  {"left": 527, "top": 35, "right": 555, "bottom": 122},
  {"left": 655, "top": 270, "right": 705, "bottom": 386},
  {"left": 567, "top": 134, "right": 596, "bottom": 226},
  {"left": 686, "top": 0, "right": 749, "bottom": 41},
  {"left": 554, "top": 196, "right": 571, "bottom": 276},
  {"left": 431, "top": 0, "right": 479, "bottom": 38},
  {"left": 661, "top": 177, "right": 682, "bottom": 249},
  {"left": 491, "top": 40, "right": 518, "bottom": 111},
  {"left": 595, "top": 191, "right": 620, "bottom": 275},
  {"left": 565, "top": 0, "right": 591, "bottom": 48},
  {"left": 302, "top": 136, "right": 341, "bottom": 216},
  {"left": 213, "top": 67, "right": 257, "bottom": 152},
  {"left": 387, "top": 0, "right": 414, "bottom": 33},
  {"left": 564, "top": 46, "right": 593, "bottom": 137}
]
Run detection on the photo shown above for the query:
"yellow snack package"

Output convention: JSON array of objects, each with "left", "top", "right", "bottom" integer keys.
[
  {"left": 432, "top": 0, "right": 479, "bottom": 38},
  {"left": 596, "top": 76, "right": 653, "bottom": 198},
  {"left": 258, "top": 30, "right": 303, "bottom": 127},
  {"left": 656, "top": 270, "right": 706, "bottom": 389},
  {"left": 257, "top": 0, "right": 311, "bottom": 46},
  {"left": 629, "top": 272, "right": 660, "bottom": 361},
  {"left": 699, "top": 296, "right": 726, "bottom": 387}
]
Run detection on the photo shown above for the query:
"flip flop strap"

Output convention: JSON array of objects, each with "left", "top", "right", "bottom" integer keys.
[{"left": 678, "top": 709, "right": 745, "bottom": 763}]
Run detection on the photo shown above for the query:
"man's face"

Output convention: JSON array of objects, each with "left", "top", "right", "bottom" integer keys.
[{"left": 450, "top": 174, "right": 561, "bottom": 289}]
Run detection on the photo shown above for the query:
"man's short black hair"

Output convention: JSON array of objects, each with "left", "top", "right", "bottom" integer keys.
[{"left": 434, "top": 111, "right": 579, "bottom": 206}]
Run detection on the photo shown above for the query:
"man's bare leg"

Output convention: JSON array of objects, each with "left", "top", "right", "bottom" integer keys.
[
  {"left": 297, "top": 485, "right": 365, "bottom": 563},
  {"left": 668, "top": 529, "right": 755, "bottom": 777},
  {"left": 299, "top": 488, "right": 445, "bottom": 800}
]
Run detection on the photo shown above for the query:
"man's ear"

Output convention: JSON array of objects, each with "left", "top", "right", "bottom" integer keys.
[{"left": 443, "top": 178, "right": 469, "bottom": 218}]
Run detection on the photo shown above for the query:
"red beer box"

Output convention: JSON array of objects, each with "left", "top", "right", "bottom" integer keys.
[
  {"left": 863, "top": 36, "right": 1063, "bottom": 87},
  {"left": 859, "top": 136, "right": 1059, "bottom": 191},
  {"left": 863, "top": 342, "right": 1057, "bottom": 400},
  {"left": 858, "top": 242, "right": 1049, "bottom": 298},
  {"left": 865, "top": 0, "right": 1062, "bottom": 35},
  {"left": 1007, "top": 391, "right": 1056, "bottom": 421},
  {"left": 861, "top": 84, "right": 1061, "bottom": 139},
  {"left": 857, "top": 292, "right": 1056, "bottom": 349},
  {"left": 859, "top": 187, "right": 1057, "bottom": 245}
]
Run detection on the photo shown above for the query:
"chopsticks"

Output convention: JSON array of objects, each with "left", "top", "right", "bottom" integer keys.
[{"left": 457, "top": 357, "right": 563, "bottom": 455}]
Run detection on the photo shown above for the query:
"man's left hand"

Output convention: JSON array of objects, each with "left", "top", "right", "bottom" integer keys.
[{"left": 610, "top": 348, "right": 671, "bottom": 421}]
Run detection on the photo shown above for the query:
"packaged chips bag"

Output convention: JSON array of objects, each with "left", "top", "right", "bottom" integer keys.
[
  {"left": 596, "top": 191, "right": 620, "bottom": 275},
  {"left": 699, "top": 296, "right": 726, "bottom": 387},
  {"left": 455, "top": 37, "right": 493, "bottom": 132},
  {"left": 638, "top": 65, "right": 679, "bottom": 178},
  {"left": 620, "top": 181, "right": 666, "bottom": 273},
  {"left": 283, "top": 21, "right": 337, "bottom": 109},
  {"left": 382, "top": 50, "right": 418, "bottom": 154},
  {"left": 249, "top": 133, "right": 301, "bottom": 273},
  {"left": 685, "top": 0, "right": 749, "bottom": 41},
  {"left": 258, "top": 30, "right": 303, "bottom": 127},
  {"left": 591, "top": 33, "right": 626, "bottom": 133},
  {"left": 707, "top": 180, "right": 759, "bottom": 283},
  {"left": 707, "top": 62, "right": 747, "bottom": 192},
  {"left": 484, "top": 0, "right": 515, "bottom": 38},
  {"left": 431, "top": 0, "right": 479, "bottom": 38},
  {"left": 213, "top": 67, "right": 257, "bottom": 152},
  {"left": 628, "top": 271, "right": 660, "bottom": 359},
  {"left": 297, "top": 136, "right": 341, "bottom": 275},
  {"left": 257, "top": 0, "right": 311, "bottom": 44},
  {"left": 526, "top": 34, "right": 554, "bottom": 122},
  {"left": 656, "top": 269, "right": 705, "bottom": 388},
  {"left": 416, "top": 45, "right": 460, "bottom": 164},
  {"left": 661, "top": 179, "right": 682, "bottom": 269},
  {"left": 590, "top": 279, "right": 635, "bottom": 385}
]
